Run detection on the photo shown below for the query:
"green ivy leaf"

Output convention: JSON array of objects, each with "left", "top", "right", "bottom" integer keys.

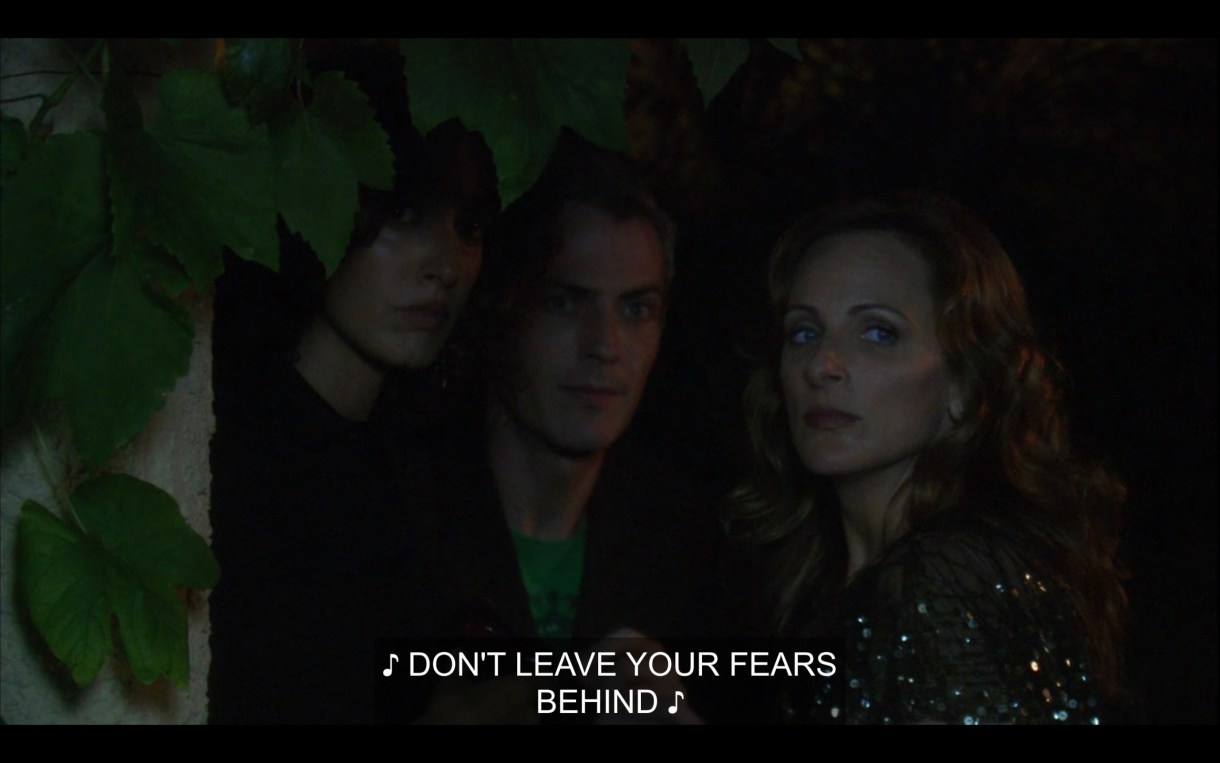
[
  {"left": 220, "top": 38, "right": 298, "bottom": 125},
  {"left": 18, "top": 474, "right": 220, "bottom": 687},
  {"left": 270, "top": 71, "right": 394, "bottom": 274},
  {"left": 101, "top": 62, "right": 143, "bottom": 133},
  {"left": 682, "top": 38, "right": 750, "bottom": 107},
  {"left": 1, "top": 114, "right": 28, "bottom": 184},
  {"left": 133, "top": 241, "right": 193, "bottom": 297},
  {"left": 1, "top": 135, "right": 196, "bottom": 463},
  {"left": 767, "top": 38, "right": 802, "bottom": 61},
  {"left": 17, "top": 503, "right": 112, "bottom": 685},
  {"left": 108, "top": 70, "right": 278, "bottom": 286},
  {"left": 310, "top": 72, "right": 396, "bottom": 192},
  {"left": 1, "top": 132, "right": 109, "bottom": 431},
  {"left": 402, "top": 38, "right": 630, "bottom": 204},
  {"left": 46, "top": 252, "right": 194, "bottom": 465}
]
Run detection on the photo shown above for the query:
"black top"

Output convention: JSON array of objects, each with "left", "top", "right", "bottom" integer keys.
[
  {"left": 837, "top": 514, "right": 1107, "bottom": 724},
  {"left": 208, "top": 356, "right": 433, "bottom": 724}
]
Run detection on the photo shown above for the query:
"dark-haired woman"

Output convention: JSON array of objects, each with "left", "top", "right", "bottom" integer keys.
[{"left": 208, "top": 45, "right": 498, "bottom": 723}]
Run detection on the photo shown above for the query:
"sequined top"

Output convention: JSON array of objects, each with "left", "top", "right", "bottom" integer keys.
[{"left": 839, "top": 516, "right": 1105, "bottom": 724}]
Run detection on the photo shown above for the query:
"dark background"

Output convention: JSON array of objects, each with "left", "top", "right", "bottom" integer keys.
[{"left": 623, "top": 38, "right": 1217, "bottom": 724}]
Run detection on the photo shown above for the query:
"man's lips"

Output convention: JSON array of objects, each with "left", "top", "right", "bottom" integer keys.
[{"left": 804, "top": 407, "right": 860, "bottom": 430}]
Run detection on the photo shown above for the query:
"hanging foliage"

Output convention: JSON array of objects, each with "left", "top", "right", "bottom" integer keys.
[
  {"left": 107, "top": 69, "right": 280, "bottom": 285},
  {"left": 401, "top": 38, "right": 631, "bottom": 205},
  {"left": 682, "top": 38, "right": 750, "bottom": 108},
  {"left": 270, "top": 71, "right": 394, "bottom": 275},
  {"left": 1, "top": 37, "right": 761, "bottom": 692},
  {"left": 1, "top": 130, "right": 197, "bottom": 467}
]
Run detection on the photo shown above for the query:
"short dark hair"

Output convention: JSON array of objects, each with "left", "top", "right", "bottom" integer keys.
[
  {"left": 480, "top": 129, "right": 674, "bottom": 294},
  {"left": 231, "top": 42, "right": 499, "bottom": 357},
  {"left": 306, "top": 42, "right": 500, "bottom": 249}
]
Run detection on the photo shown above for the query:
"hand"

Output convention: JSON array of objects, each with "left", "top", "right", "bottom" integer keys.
[
  {"left": 585, "top": 627, "right": 704, "bottom": 725},
  {"left": 414, "top": 675, "right": 539, "bottom": 725}
]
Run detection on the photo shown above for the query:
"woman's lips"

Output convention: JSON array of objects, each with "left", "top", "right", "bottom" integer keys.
[
  {"left": 398, "top": 302, "right": 450, "bottom": 331},
  {"left": 804, "top": 407, "right": 860, "bottom": 430},
  {"left": 563, "top": 384, "right": 625, "bottom": 406}
]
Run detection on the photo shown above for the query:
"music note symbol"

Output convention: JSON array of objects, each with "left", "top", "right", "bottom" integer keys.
[
  {"left": 667, "top": 691, "right": 684, "bottom": 714},
  {"left": 383, "top": 654, "right": 398, "bottom": 677}
]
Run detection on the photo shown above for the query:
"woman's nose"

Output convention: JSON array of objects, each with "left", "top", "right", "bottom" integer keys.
[
  {"left": 804, "top": 343, "right": 846, "bottom": 386},
  {"left": 419, "top": 229, "right": 461, "bottom": 288}
]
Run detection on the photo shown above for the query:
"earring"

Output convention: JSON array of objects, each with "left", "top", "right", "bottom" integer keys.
[{"left": 433, "top": 347, "right": 451, "bottom": 390}]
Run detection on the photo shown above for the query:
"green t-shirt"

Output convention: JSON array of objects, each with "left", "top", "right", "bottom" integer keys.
[{"left": 511, "top": 524, "right": 587, "bottom": 639}]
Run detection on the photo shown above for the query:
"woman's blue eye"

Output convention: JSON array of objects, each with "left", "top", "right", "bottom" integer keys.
[
  {"left": 787, "top": 326, "right": 821, "bottom": 345},
  {"left": 862, "top": 325, "right": 897, "bottom": 344}
]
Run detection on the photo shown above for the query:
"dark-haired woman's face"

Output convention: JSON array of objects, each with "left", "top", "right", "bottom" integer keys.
[
  {"left": 321, "top": 206, "right": 485, "bottom": 370},
  {"left": 780, "top": 231, "right": 960, "bottom": 488}
]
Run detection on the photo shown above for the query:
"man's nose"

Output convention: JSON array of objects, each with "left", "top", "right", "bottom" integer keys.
[{"left": 581, "top": 307, "right": 622, "bottom": 363}]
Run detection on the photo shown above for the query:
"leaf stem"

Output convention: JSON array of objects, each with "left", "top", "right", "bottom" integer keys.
[
  {"left": 28, "top": 39, "right": 105, "bottom": 139},
  {"left": 0, "top": 69, "right": 78, "bottom": 80},
  {"left": 32, "top": 420, "right": 82, "bottom": 530},
  {"left": 0, "top": 94, "right": 49, "bottom": 105},
  {"left": 60, "top": 38, "right": 103, "bottom": 91}
]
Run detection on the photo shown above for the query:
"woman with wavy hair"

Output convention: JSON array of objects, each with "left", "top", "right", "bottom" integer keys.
[{"left": 730, "top": 192, "right": 1126, "bottom": 724}]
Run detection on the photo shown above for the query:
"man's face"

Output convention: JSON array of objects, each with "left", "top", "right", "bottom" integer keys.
[{"left": 502, "top": 202, "right": 666, "bottom": 456}]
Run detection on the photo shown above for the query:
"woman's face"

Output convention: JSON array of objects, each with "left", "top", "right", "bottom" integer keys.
[
  {"left": 780, "top": 231, "right": 960, "bottom": 487},
  {"left": 321, "top": 205, "right": 485, "bottom": 370}
]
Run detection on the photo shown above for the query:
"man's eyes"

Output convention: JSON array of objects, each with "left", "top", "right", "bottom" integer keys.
[
  {"left": 542, "top": 292, "right": 575, "bottom": 313},
  {"left": 621, "top": 299, "right": 662, "bottom": 321},
  {"left": 540, "top": 293, "right": 663, "bottom": 322}
]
